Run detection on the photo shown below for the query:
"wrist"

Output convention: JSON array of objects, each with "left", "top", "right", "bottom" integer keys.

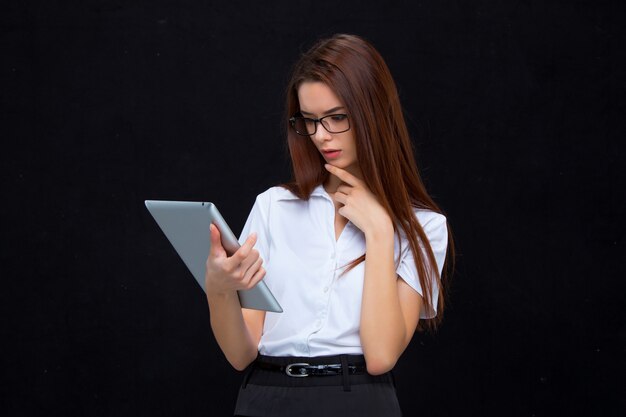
[
  {"left": 364, "top": 217, "right": 394, "bottom": 242},
  {"left": 206, "top": 287, "right": 238, "bottom": 304}
]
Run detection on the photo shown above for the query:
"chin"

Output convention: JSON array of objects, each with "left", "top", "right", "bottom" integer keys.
[
  {"left": 326, "top": 161, "right": 346, "bottom": 169},
  {"left": 337, "top": 161, "right": 358, "bottom": 171}
]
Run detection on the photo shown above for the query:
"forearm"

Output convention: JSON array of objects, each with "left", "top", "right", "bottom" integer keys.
[
  {"left": 207, "top": 290, "right": 258, "bottom": 371},
  {"left": 360, "top": 226, "right": 407, "bottom": 375}
]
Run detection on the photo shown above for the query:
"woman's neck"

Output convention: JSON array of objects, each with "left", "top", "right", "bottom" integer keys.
[{"left": 323, "top": 174, "right": 342, "bottom": 194}]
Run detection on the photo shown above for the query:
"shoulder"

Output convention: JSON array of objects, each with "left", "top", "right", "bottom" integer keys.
[
  {"left": 414, "top": 209, "right": 447, "bottom": 235},
  {"left": 254, "top": 185, "right": 300, "bottom": 204},
  {"left": 249, "top": 186, "right": 302, "bottom": 216},
  {"left": 396, "top": 209, "right": 448, "bottom": 251},
  {"left": 241, "top": 186, "right": 298, "bottom": 237},
  {"left": 414, "top": 209, "right": 448, "bottom": 230}
]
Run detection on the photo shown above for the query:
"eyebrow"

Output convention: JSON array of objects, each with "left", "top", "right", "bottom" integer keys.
[{"left": 299, "top": 106, "right": 345, "bottom": 117}]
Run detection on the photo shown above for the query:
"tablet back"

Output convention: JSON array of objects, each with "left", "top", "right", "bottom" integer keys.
[{"left": 145, "top": 200, "right": 282, "bottom": 312}]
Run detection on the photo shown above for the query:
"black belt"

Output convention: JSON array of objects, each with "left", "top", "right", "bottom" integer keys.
[
  {"left": 243, "top": 355, "right": 392, "bottom": 392},
  {"left": 255, "top": 361, "right": 367, "bottom": 377}
]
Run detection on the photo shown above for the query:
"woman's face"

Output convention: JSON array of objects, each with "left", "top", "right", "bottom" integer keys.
[{"left": 297, "top": 81, "right": 359, "bottom": 174}]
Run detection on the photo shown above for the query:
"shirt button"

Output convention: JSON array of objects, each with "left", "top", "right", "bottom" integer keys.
[
  {"left": 315, "top": 320, "right": 321, "bottom": 327},
  {"left": 323, "top": 286, "right": 329, "bottom": 293},
  {"left": 330, "top": 252, "right": 335, "bottom": 260}
]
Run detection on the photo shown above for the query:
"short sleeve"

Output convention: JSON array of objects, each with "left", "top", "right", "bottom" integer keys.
[
  {"left": 238, "top": 192, "right": 271, "bottom": 264},
  {"left": 395, "top": 211, "right": 448, "bottom": 319}
]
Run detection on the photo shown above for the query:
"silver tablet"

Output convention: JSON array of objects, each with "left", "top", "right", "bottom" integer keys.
[{"left": 145, "top": 200, "right": 282, "bottom": 313}]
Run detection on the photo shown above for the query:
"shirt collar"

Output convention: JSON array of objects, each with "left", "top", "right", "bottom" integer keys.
[{"left": 275, "top": 184, "right": 329, "bottom": 201}]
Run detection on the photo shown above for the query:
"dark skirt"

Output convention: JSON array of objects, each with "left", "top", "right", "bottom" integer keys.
[{"left": 234, "top": 354, "right": 402, "bottom": 417}]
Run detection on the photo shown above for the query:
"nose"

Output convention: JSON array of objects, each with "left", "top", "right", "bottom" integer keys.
[{"left": 312, "top": 121, "right": 332, "bottom": 143}]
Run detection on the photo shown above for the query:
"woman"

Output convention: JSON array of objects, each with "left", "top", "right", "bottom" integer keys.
[{"left": 205, "top": 34, "right": 453, "bottom": 416}]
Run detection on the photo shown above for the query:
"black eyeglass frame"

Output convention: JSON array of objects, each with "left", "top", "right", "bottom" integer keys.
[{"left": 289, "top": 114, "right": 351, "bottom": 136}]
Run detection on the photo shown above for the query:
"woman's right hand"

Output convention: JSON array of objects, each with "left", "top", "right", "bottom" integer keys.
[{"left": 204, "top": 224, "right": 266, "bottom": 296}]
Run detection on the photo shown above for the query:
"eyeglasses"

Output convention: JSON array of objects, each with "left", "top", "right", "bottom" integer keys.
[{"left": 289, "top": 114, "right": 350, "bottom": 136}]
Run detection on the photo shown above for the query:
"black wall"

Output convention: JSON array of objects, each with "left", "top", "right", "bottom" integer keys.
[{"left": 2, "top": 1, "right": 624, "bottom": 416}]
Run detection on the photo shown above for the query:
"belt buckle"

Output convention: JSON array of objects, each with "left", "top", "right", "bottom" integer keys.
[{"left": 285, "top": 362, "right": 310, "bottom": 377}]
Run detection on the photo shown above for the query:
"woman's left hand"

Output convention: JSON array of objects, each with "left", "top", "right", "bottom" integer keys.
[{"left": 325, "top": 164, "right": 393, "bottom": 238}]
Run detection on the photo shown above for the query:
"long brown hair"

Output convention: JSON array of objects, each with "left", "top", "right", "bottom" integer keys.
[{"left": 282, "top": 34, "right": 454, "bottom": 330}]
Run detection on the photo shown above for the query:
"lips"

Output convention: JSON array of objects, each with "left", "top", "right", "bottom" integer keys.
[{"left": 322, "top": 149, "right": 341, "bottom": 159}]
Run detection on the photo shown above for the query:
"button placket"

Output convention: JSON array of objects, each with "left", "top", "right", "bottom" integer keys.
[
  {"left": 326, "top": 192, "right": 338, "bottom": 299},
  {"left": 309, "top": 189, "right": 337, "bottom": 339}
]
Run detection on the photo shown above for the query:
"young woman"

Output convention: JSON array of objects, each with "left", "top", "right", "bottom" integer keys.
[{"left": 205, "top": 34, "right": 453, "bottom": 416}]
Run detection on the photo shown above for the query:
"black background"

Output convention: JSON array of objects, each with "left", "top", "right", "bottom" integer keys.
[{"left": 2, "top": 1, "right": 624, "bottom": 416}]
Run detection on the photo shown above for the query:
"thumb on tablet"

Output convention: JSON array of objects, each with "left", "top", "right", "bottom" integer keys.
[{"left": 209, "top": 224, "right": 226, "bottom": 258}]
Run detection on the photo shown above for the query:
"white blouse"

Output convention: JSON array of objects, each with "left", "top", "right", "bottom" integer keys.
[{"left": 238, "top": 185, "right": 448, "bottom": 357}]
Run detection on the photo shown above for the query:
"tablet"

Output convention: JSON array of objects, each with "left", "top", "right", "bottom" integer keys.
[{"left": 145, "top": 200, "right": 282, "bottom": 313}]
